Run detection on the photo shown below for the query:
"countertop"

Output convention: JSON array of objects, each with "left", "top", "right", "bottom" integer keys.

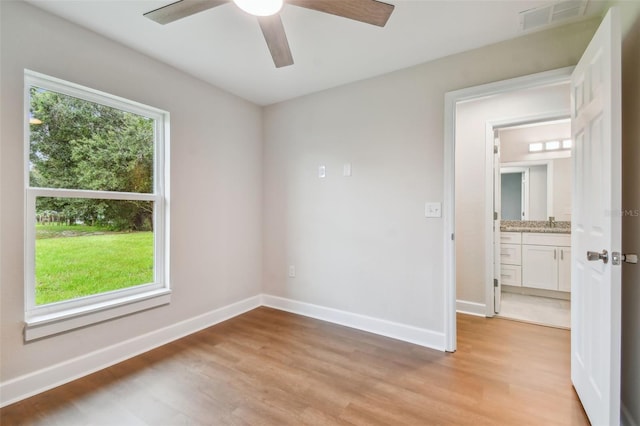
[{"left": 500, "top": 220, "right": 571, "bottom": 234}]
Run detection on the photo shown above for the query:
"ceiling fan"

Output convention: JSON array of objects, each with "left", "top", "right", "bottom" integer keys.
[{"left": 144, "top": 0, "right": 395, "bottom": 68}]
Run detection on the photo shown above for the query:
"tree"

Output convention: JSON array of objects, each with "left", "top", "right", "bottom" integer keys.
[{"left": 30, "top": 88, "right": 154, "bottom": 230}]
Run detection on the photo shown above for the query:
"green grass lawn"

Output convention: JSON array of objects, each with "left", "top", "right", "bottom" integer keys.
[{"left": 35, "top": 225, "right": 153, "bottom": 305}]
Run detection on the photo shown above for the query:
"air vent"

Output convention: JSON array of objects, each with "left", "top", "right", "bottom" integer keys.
[{"left": 519, "top": 0, "right": 588, "bottom": 32}]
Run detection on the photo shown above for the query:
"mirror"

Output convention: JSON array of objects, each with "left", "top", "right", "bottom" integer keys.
[
  {"left": 498, "top": 120, "right": 572, "bottom": 222},
  {"left": 500, "top": 164, "right": 550, "bottom": 220}
]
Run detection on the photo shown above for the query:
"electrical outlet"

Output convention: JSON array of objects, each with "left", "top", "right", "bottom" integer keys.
[
  {"left": 318, "top": 165, "right": 326, "bottom": 178},
  {"left": 343, "top": 163, "right": 352, "bottom": 177},
  {"left": 288, "top": 265, "right": 296, "bottom": 278},
  {"left": 425, "top": 202, "right": 442, "bottom": 218}
]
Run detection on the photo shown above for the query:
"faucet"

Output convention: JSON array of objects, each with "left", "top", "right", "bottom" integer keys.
[{"left": 548, "top": 216, "right": 556, "bottom": 228}]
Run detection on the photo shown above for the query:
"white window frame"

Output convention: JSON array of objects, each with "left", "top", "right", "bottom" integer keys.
[{"left": 23, "top": 70, "right": 170, "bottom": 341}]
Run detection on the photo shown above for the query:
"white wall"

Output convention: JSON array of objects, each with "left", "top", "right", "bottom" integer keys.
[
  {"left": 500, "top": 121, "right": 571, "bottom": 162},
  {"left": 552, "top": 158, "right": 572, "bottom": 221},
  {"left": 0, "top": 0, "right": 262, "bottom": 385},
  {"left": 455, "top": 83, "right": 573, "bottom": 305},
  {"left": 263, "top": 19, "right": 599, "bottom": 334},
  {"left": 528, "top": 165, "right": 548, "bottom": 220}
]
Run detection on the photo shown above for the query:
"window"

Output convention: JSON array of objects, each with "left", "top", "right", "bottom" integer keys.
[{"left": 24, "top": 70, "right": 170, "bottom": 340}]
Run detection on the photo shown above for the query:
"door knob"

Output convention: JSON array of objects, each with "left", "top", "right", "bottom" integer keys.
[{"left": 587, "top": 250, "right": 608, "bottom": 264}]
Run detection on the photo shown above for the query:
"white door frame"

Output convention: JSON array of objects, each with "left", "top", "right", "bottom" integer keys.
[{"left": 443, "top": 67, "right": 574, "bottom": 351}]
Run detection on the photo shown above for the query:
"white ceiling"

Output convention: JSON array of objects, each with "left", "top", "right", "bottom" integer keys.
[{"left": 25, "top": 0, "right": 607, "bottom": 106}]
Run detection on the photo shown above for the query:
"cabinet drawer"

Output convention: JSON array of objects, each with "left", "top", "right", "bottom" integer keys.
[
  {"left": 522, "top": 233, "right": 570, "bottom": 247},
  {"left": 500, "top": 244, "right": 522, "bottom": 265},
  {"left": 500, "top": 264, "right": 522, "bottom": 286},
  {"left": 500, "top": 232, "right": 522, "bottom": 244}
]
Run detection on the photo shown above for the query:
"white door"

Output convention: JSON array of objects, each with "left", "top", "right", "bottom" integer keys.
[{"left": 571, "top": 7, "right": 621, "bottom": 426}]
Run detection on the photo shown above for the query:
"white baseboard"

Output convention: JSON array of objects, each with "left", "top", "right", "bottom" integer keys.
[
  {"left": 622, "top": 403, "right": 638, "bottom": 426},
  {"left": 262, "top": 294, "right": 446, "bottom": 351},
  {"left": 0, "top": 295, "right": 262, "bottom": 408},
  {"left": 456, "top": 300, "right": 487, "bottom": 317}
]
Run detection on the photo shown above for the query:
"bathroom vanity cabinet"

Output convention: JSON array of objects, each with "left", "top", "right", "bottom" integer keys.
[{"left": 500, "top": 231, "right": 571, "bottom": 293}]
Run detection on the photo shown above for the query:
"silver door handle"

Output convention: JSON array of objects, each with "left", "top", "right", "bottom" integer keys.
[{"left": 587, "top": 250, "right": 608, "bottom": 264}]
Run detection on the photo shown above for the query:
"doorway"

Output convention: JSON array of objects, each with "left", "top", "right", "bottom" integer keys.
[
  {"left": 441, "top": 67, "right": 574, "bottom": 351},
  {"left": 493, "top": 119, "right": 572, "bottom": 329},
  {"left": 443, "top": 9, "right": 623, "bottom": 424}
]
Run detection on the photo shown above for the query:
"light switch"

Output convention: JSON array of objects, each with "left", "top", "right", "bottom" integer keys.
[
  {"left": 318, "top": 165, "right": 326, "bottom": 179},
  {"left": 343, "top": 163, "right": 352, "bottom": 177},
  {"left": 425, "top": 202, "right": 442, "bottom": 218}
]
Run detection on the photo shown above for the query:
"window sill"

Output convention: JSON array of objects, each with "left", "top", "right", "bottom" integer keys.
[{"left": 24, "top": 289, "right": 171, "bottom": 341}]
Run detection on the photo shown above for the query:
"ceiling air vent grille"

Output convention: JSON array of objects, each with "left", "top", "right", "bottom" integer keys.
[{"left": 519, "top": 0, "right": 588, "bottom": 32}]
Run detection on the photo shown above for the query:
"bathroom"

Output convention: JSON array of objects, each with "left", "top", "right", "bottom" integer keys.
[{"left": 497, "top": 118, "right": 572, "bottom": 328}]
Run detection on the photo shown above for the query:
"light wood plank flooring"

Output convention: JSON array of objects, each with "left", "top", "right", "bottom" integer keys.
[{"left": 0, "top": 308, "right": 588, "bottom": 425}]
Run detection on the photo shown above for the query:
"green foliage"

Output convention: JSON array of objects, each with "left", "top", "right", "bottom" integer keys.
[
  {"left": 29, "top": 88, "right": 154, "bottom": 231},
  {"left": 35, "top": 229, "right": 154, "bottom": 305}
]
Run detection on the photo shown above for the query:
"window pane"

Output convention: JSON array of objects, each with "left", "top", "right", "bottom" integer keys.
[
  {"left": 35, "top": 197, "right": 154, "bottom": 305},
  {"left": 29, "top": 87, "right": 154, "bottom": 193}
]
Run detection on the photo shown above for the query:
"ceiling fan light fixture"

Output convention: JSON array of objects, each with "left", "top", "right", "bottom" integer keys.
[{"left": 233, "top": 0, "right": 283, "bottom": 16}]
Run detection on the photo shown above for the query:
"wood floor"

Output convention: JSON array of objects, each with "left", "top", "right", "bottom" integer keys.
[{"left": 1, "top": 308, "right": 589, "bottom": 425}]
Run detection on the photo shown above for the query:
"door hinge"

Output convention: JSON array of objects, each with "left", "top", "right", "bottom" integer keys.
[
  {"left": 494, "top": 211, "right": 498, "bottom": 220},
  {"left": 494, "top": 278, "right": 498, "bottom": 288},
  {"left": 451, "top": 233, "right": 455, "bottom": 241},
  {"left": 494, "top": 145, "right": 499, "bottom": 154},
  {"left": 612, "top": 252, "right": 638, "bottom": 265}
]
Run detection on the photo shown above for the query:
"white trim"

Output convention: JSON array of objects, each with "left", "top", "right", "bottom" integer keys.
[
  {"left": 261, "top": 294, "right": 446, "bottom": 350},
  {"left": 443, "top": 67, "right": 575, "bottom": 349},
  {"left": 485, "top": 122, "right": 496, "bottom": 316},
  {"left": 28, "top": 188, "right": 158, "bottom": 201},
  {"left": 456, "top": 300, "right": 487, "bottom": 317},
  {"left": 622, "top": 403, "right": 638, "bottom": 426},
  {"left": 443, "top": 90, "right": 458, "bottom": 352},
  {"left": 1, "top": 295, "right": 262, "bottom": 408},
  {"left": 24, "top": 289, "right": 172, "bottom": 341}
]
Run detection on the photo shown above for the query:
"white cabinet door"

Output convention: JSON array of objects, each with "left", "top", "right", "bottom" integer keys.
[
  {"left": 558, "top": 247, "right": 571, "bottom": 292},
  {"left": 522, "top": 245, "right": 558, "bottom": 290}
]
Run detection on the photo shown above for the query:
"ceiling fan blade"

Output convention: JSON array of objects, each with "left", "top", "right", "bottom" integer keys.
[
  {"left": 287, "top": 0, "right": 394, "bottom": 27},
  {"left": 258, "top": 15, "right": 294, "bottom": 68},
  {"left": 144, "top": 0, "right": 228, "bottom": 25}
]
